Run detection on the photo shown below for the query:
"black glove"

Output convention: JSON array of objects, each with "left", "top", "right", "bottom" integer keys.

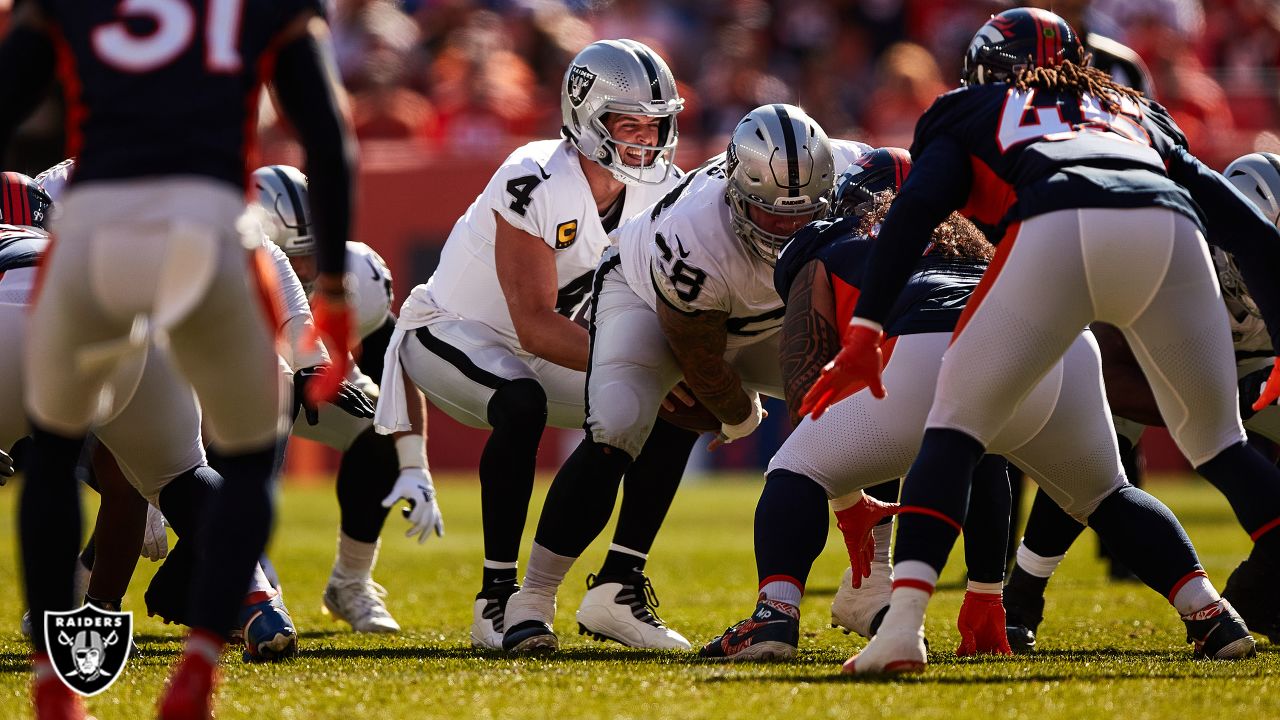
[
  {"left": 1239, "top": 365, "right": 1273, "bottom": 422},
  {"left": 293, "top": 365, "right": 376, "bottom": 425},
  {"left": 0, "top": 448, "right": 12, "bottom": 484}
]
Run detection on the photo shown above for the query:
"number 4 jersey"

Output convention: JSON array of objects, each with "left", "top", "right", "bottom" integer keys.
[
  {"left": 616, "top": 141, "right": 869, "bottom": 349},
  {"left": 413, "top": 139, "right": 682, "bottom": 347}
]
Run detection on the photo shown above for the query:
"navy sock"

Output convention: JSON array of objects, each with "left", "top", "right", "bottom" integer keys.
[
  {"left": 605, "top": 418, "right": 698, "bottom": 571},
  {"left": 1086, "top": 484, "right": 1201, "bottom": 599},
  {"left": 1196, "top": 441, "right": 1280, "bottom": 567},
  {"left": 336, "top": 427, "right": 396, "bottom": 544},
  {"left": 1022, "top": 487, "right": 1088, "bottom": 557},
  {"left": 533, "top": 437, "right": 631, "bottom": 558},
  {"left": 191, "top": 442, "right": 280, "bottom": 636},
  {"left": 20, "top": 425, "right": 87, "bottom": 652},
  {"left": 754, "top": 469, "right": 829, "bottom": 588},
  {"left": 894, "top": 428, "right": 984, "bottom": 574},
  {"left": 480, "top": 379, "right": 547, "bottom": 566},
  {"left": 963, "top": 455, "right": 1011, "bottom": 584},
  {"left": 482, "top": 566, "right": 518, "bottom": 587}
]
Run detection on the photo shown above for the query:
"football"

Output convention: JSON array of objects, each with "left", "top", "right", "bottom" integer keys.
[{"left": 658, "top": 393, "right": 721, "bottom": 434}]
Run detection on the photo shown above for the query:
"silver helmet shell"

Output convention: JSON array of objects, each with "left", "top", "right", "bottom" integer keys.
[
  {"left": 560, "top": 39, "right": 683, "bottom": 186},
  {"left": 1224, "top": 152, "right": 1280, "bottom": 227},
  {"left": 725, "top": 104, "right": 835, "bottom": 265},
  {"left": 251, "top": 165, "right": 314, "bottom": 258}
]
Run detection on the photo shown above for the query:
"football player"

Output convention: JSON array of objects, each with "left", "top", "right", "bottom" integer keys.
[
  {"left": 0, "top": 2, "right": 358, "bottom": 718},
  {"left": 374, "top": 39, "right": 700, "bottom": 650},
  {"left": 805, "top": 8, "right": 1280, "bottom": 673},
  {"left": 1003, "top": 151, "right": 1280, "bottom": 650},
  {"left": 501, "top": 105, "right": 870, "bottom": 652},
  {"left": 252, "top": 164, "right": 437, "bottom": 633}
]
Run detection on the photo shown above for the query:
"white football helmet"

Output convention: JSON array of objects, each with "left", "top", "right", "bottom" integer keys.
[
  {"left": 560, "top": 39, "right": 683, "bottom": 185},
  {"left": 251, "top": 165, "right": 315, "bottom": 257},
  {"left": 725, "top": 104, "right": 836, "bottom": 265},
  {"left": 1224, "top": 152, "right": 1280, "bottom": 227}
]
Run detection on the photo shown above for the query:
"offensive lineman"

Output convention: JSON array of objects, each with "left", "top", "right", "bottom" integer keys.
[
  {"left": 502, "top": 104, "right": 869, "bottom": 652},
  {"left": 374, "top": 39, "right": 701, "bottom": 650}
]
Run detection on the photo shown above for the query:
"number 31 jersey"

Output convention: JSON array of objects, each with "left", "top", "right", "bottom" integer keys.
[
  {"left": 419, "top": 139, "right": 682, "bottom": 348},
  {"left": 36, "top": 0, "right": 320, "bottom": 188},
  {"left": 616, "top": 140, "right": 868, "bottom": 349}
]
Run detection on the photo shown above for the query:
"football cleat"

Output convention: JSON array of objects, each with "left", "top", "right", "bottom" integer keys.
[
  {"left": 1221, "top": 558, "right": 1280, "bottom": 643},
  {"left": 322, "top": 576, "right": 400, "bottom": 634},
  {"left": 1002, "top": 581, "right": 1045, "bottom": 654},
  {"left": 955, "top": 591, "right": 1013, "bottom": 656},
  {"left": 21, "top": 609, "right": 31, "bottom": 638},
  {"left": 471, "top": 583, "right": 519, "bottom": 650},
  {"left": 841, "top": 622, "right": 928, "bottom": 675},
  {"left": 575, "top": 572, "right": 691, "bottom": 650},
  {"left": 699, "top": 598, "right": 799, "bottom": 661},
  {"left": 33, "top": 653, "right": 89, "bottom": 720},
  {"left": 502, "top": 587, "right": 558, "bottom": 653},
  {"left": 831, "top": 563, "right": 891, "bottom": 638},
  {"left": 239, "top": 593, "right": 299, "bottom": 662},
  {"left": 157, "top": 650, "right": 217, "bottom": 720},
  {"left": 1183, "top": 599, "right": 1256, "bottom": 660}
]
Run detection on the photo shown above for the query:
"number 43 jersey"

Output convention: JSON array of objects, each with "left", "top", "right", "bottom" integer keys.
[
  {"left": 616, "top": 140, "right": 868, "bottom": 349},
  {"left": 418, "top": 139, "right": 682, "bottom": 348}
]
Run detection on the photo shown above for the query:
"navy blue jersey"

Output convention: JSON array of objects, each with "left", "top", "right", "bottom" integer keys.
[
  {"left": 910, "top": 84, "right": 1199, "bottom": 241},
  {"left": 776, "top": 218, "right": 986, "bottom": 337},
  {"left": 36, "top": 0, "right": 321, "bottom": 189},
  {"left": 0, "top": 224, "right": 48, "bottom": 272}
]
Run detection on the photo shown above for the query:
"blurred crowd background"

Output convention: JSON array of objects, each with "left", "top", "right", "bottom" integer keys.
[{"left": 2, "top": 0, "right": 1273, "bottom": 472}]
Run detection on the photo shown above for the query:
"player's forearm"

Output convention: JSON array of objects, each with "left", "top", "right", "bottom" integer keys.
[
  {"left": 657, "top": 303, "right": 751, "bottom": 424},
  {"left": 781, "top": 261, "right": 839, "bottom": 426},
  {"left": 514, "top": 309, "right": 589, "bottom": 371},
  {"left": 393, "top": 370, "right": 428, "bottom": 469}
]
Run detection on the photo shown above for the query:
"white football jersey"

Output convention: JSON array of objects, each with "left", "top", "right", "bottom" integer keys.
[
  {"left": 617, "top": 140, "right": 868, "bottom": 349},
  {"left": 408, "top": 139, "right": 682, "bottom": 347}
]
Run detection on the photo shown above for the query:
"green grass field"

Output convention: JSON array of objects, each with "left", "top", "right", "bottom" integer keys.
[{"left": 0, "top": 473, "right": 1277, "bottom": 719}]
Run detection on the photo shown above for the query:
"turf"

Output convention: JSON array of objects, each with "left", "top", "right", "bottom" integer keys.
[{"left": 1, "top": 474, "right": 1277, "bottom": 719}]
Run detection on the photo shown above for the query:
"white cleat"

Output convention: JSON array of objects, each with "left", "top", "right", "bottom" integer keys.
[
  {"left": 502, "top": 587, "right": 559, "bottom": 653},
  {"left": 322, "top": 575, "right": 401, "bottom": 633},
  {"left": 841, "top": 623, "right": 927, "bottom": 675},
  {"left": 471, "top": 583, "right": 520, "bottom": 650},
  {"left": 831, "top": 562, "right": 892, "bottom": 639},
  {"left": 575, "top": 573, "right": 691, "bottom": 650}
]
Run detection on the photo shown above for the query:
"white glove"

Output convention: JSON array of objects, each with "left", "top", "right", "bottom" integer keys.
[
  {"left": 141, "top": 505, "right": 169, "bottom": 561},
  {"left": 381, "top": 467, "right": 444, "bottom": 544},
  {"left": 717, "top": 391, "right": 764, "bottom": 444}
]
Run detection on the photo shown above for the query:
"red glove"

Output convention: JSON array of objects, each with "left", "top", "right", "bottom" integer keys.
[
  {"left": 305, "top": 290, "right": 354, "bottom": 407},
  {"left": 834, "top": 493, "right": 900, "bottom": 589},
  {"left": 956, "top": 591, "right": 1013, "bottom": 657},
  {"left": 1252, "top": 357, "right": 1280, "bottom": 413},
  {"left": 799, "top": 320, "right": 887, "bottom": 420}
]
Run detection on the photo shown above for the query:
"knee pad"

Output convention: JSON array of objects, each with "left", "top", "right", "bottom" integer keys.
[{"left": 486, "top": 378, "right": 548, "bottom": 429}]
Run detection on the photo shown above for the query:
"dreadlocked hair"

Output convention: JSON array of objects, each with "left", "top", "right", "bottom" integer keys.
[
  {"left": 859, "top": 191, "right": 994, "bottom": 263},
  {"left": 1011, "top": 58, "right": 1142, "bottom": 114}
]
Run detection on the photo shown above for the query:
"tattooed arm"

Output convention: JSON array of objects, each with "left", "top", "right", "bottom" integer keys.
[
  {"left": 657, "top": 302, "right": 754, "bottom": 424},
  {"left": 780, "top": 259, "right": 840, "bottom": 426}
]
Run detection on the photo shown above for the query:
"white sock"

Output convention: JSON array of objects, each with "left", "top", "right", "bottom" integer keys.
[
  {"left": 247, "top": 563, "right": 273, "bottom": 594},
  {"left": 523, "top": 542, "right": 576, "bottom": 594},
  {"left": 334, "top": 532, "right": 379, "bottom": 580},
  {"left": 872, "top": 522, "right": 893, "bottom": 564},
  {"left": 966, "top": 579, "right": 1003, "bottom": 595},
  {"left": 759, "top": 577, "right": 803, "bottom": 608},
  {"left": 1172, "top": 574, "right": 1221, "bottom": 616},
  {"left": 1015, "top": 542, "right": 1065, "bottom": 579}
]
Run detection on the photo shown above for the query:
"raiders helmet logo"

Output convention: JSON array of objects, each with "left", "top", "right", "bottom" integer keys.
[
  {"left": 567, "top": 65, "right": 598, "bottom": 108},
  {"left": 45, "top": 604, "right": 133, "bottom": 697}
]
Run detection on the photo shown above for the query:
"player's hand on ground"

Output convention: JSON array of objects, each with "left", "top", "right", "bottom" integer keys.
[
  {"left": 0, "top": 448, "right": 13, "bottom": 482},
  {"left": 141, "top": 504, "right": 169, "bottom": 561},
  {"left": 837, "top": 493, "right": 899, "bottom": 588},
  {"left": 381, "top": 468, "right": 444, "bottom": 544},
  {"left": 307, "top": 276, "right": 355, "bottom": 407},
  {"left": 1249, "top": 359, "right": 1280, "bottom": 414},
  {"left": 801, "top": 320, "right": 887, "bottom": 420},
  {"left": 294, "top": 366, "right": 376, "bottom": 424}
]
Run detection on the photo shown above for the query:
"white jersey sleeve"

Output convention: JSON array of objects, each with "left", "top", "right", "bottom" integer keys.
[
  {"left": 649, "top": 212, "right": 732, "bottom": 315},
  {"left": 484, "top": 152, "right": 563, "bottom": 248}
]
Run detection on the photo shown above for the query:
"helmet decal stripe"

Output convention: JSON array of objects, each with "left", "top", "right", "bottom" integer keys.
[
  {"left": 1262, "top": 152, "right": 1280, "bottom": 184},
  {"left": 19, "top": 174, "right": 30, "bottom": 225},
  {"left": 632, "top": 45, "right": 663, "bottom": 102},
  {"left": 269, "top": 166, "right": 309, "bottom": 234},
  {"left": 772, "top": 104, "right": 800, "bottom": 196}
]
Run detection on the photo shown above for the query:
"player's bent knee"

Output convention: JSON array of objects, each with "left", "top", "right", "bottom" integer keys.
[
  {"left": 487, "top": 378, "right": 548, "bottom": 429},
  {"left": 588, "top": 380, "right": 653, "bottom": 459}
]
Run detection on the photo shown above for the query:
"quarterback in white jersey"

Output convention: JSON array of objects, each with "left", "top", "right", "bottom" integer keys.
[
  {"left": 374, "top": 39, "right": 700, "bottom": 651},
  {"left": 504, "top": 105, "right": 867, "bottom": 653}
]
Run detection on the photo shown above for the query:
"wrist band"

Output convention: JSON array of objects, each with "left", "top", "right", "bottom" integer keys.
[{"left": 395, "top": 433, "right": 428, "bottom": 470}]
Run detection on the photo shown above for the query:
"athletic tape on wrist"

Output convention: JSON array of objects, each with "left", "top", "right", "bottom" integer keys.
[{"left": 395, "top": 433, "right": 428, "bottom": 470}]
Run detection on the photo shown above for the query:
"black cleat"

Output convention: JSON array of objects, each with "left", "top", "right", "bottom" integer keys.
[
  {"left": 699, "top": 599, "right": 799, "bottom": 661},
  {"left": 1183, "top": 599, "right": 1256, "bottom": 659},
  {"left": 502, "top": 620, "right": 558, "bottom": 654},
  {"left": 1002, "top": 582, "right": 1044, "bottom": 654},
  {"left": 1222, "top": 559, "right": 1280, "bottom": 644}
]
